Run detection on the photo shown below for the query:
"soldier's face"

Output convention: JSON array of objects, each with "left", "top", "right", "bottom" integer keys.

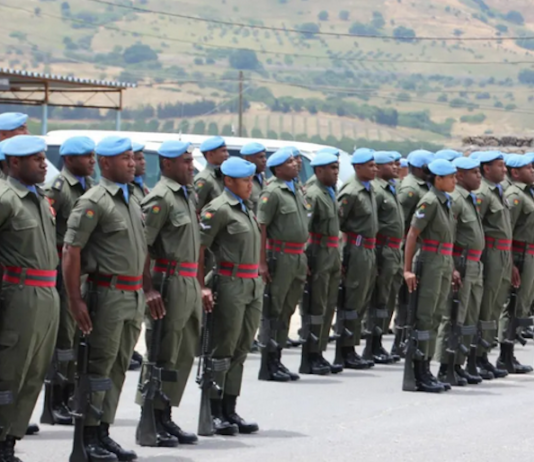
[
  {"left": 459, "top": 167, "right": 481, "bottom": 191},
  {"left": 209, "top": 146, "right": 229, "bottom": 166},
  {"left": 226, "top": 176, "right": 253, "bottom": 200},
  {"left": 356, "top": 160, "right": 377, "bottom": 182},
  {"left": 174, "top": 153, "right": 195, "bottom": 186},
  {"left": 134, "top": 151, "right": 146, "bottom": 176},
  {"left": 436, "top": 173, "right": 456, "bottom": 193},
  {"left": 276, "top": 156, "right": 298, "bottom": 180},
  {"left": 515, "top": 164, "right": 534, "bottom": 185},
  {"left": 248, "top": 151, "right": 267, "bottom": 173},
  {"left": 295, "top": 155, "right": 302, "bottom": 172},
  {"left": 377, "top": 162, "right": 396, "bottom": 181},
  {"left": 66, "top": 153, "right": 96, "bottom": 178},
  {"left": 17, "top": 152, "right": 47, "bottom": 185},
  {"left": 483, "top": 159, "right": 506, "bottom": 183},
  {"left": 102, "top": 150, "right": 135, "bottom": 184},
  {"left": 318, "top": 162, "right": 339, "bottom": 187},
  {"left": 0, "top": 124, "right": 29, "bottom": 141}
]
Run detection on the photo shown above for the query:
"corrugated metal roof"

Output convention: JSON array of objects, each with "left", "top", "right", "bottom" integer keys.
[{"left": 0, "top": 67, "right": 136, "bottom": 89}]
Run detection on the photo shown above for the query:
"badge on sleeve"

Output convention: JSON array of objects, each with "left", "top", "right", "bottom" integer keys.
[
  {"left": 85, "top": 209, "right": 95, "bottom": 219},
  {"left": 415, "top": 204, "right": 426, "bottom": 219},
  {"left": 196, "top": 181, "right": 205, "bottom": 189},
  {"left": 151, "top": 205, "right": 161, "bottom": 214},
  {"left": 261, "top": 196, "right": 268, "bottom": 204},
  {"left": 513, "top": 199, "right": 520, "bottom": 206}
]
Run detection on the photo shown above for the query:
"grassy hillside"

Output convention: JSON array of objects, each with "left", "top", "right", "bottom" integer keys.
[{"left": 2, "top": 0, "right": 534, "bottom": 147}]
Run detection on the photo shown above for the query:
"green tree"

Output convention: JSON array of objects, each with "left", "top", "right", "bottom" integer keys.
[
  {"left": 393, "top": 26, "right": 416, "bottom": 40},
  {"left": 228, "top": 49, "right": 259, "bottom": 70},
  {"left": 298, "top": 22, "right": 320, "bottom": 39},
  {"left": 371, "top": 12, "right": 385, "bottom": 29},
  {"left": 251, "top": 127, "right": 263, "bottom": 138},
  {"left": 518, "top": 69, "right": 534, "bottom": 85},
  {"left": 207, "top": 122, "right": 219, "bottom": 135},
  {"left": 221, "top": 124, "right": 233, "bottom": 136},
  {"left": 318, "top": 10, "right": 329, "bottom": 21},
  {"left": 192, "top": 120, "right": 206, "bottom": 134},
  {"left": 505, "top": 10, "right": 524, "bottom": 25},
  {"left": 338, "top": 10, "right": 349, "bottom": 21},
  {"left": 123, "top": 43, "right": 158, "bottom": 64}
]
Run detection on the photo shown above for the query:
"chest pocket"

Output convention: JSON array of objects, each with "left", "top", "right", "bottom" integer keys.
[
  {"left": 227, "top": 221, "right": 249, "bottom": 235},
  {"left": 102, "top": 219, "right": 128, "bottom": 234},
  {"left": 11, "top": 218, "right": 38, "bottom": 232},
  {"left": 522, "top": 197, "right": 534, "bottom": 214},
  {"left": 170, "top": 212, "right": 192, "bottom": 228},
  {"left": 280, "top": 201, "right": 298, "bottom": 215},
  {"left": 489, "top": 198, "right": 505, "bottom": 214},
  {"left": 460, "top": 208, "right": 477, "bottom": 224}
]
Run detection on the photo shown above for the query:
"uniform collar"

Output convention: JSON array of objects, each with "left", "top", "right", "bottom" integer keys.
[
  {"left": 482, "top": 176, "right": 499, "bottom": 191},
  {"left": 374, "top": 177, "right": 390, "bottom": 189},
  {"left": 160, "top": 175, "right": 183, "bottom": 192},
  {"left": 255, "top": 173, "right": 264, "bottom": 186},
  {"left": 431, "top": 186, "right": 450, "bottom": 205},
  {"left": 274, "top": 177, "right": 295, "bottom": 192},
  {"left": 455, "top": 184, "right": 472, "bottom": 199},
  {"left": 354, "top": 177, "right": 372, "bottom": 192},
  {"left": 134, "top": 175, "right": 144, "bottom": 189},
  {"left": 223, "top": 188, "right": 247, "bottom": 212},
  {"left": 6, "top": 176, "right": 42, "bottom": 199},
  {"left": 512, "top": 181, "right": 529, "bottom": 191},
  {"left": 100, "top": 176, "right": 133, "bottom": 198},
  {"left": 61, "top": 166, "right": 89, "bottom": 188}
]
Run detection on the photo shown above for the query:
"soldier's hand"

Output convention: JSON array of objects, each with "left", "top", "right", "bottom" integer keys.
[
  {"left": 512, "top": 265, "right": 521, "bottom": 288},
  {"left": 202, "top": 288, "right": 214, "bottom": 312},
  {"left": 452, "top": 270, "right": 462, "bottom": 290},
  {"left": 404, "top": 271, "right": 417, "bottom": 293},
  {"left": 146, "top": 289, "right": 166, "bottom": 320},
  {"left": 69, "top": 299, "right": 93, "bottom": 335},
  {"left": 259, "top": 262, "right": 271, "bottom": 284}
]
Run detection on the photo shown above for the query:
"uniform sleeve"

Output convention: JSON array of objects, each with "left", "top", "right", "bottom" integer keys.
[
  {"left": 194, "top": 176, "right": 213, "bottom": 211},
  {"left": 63, "top": 197, "right": 100, "bottom": 248},
  {"left": 45, "top": 185, "right": 63, "bottom": 216},
  {"left": 0, "top": 195, "right": 12, "bottom": 229},
  {"left": 398, "top": 186, "right": 419, "bottom": 223},
  {"left": 410, "top": 200, "right": 437, "bottom": 233},
  {"left": 141, "top": 194, "right": 169, "bottom": 246},
  {"left": 507, "top": 192, "right": 523, "bottom": 230},
  {"left": 475, "top": 190, "right": 489, "bottom": 220},
  {"left": 337, "top": 191, "right": 355, "bottom": 229},
  {"left": 199, "top": 204, "right": 226, "bottom": 248},
  {"left": 257, "top": 189, "right": 279, "bottom": 226},
  {"left": 305, "top": 191, "right": 318, "bottom": 232}
]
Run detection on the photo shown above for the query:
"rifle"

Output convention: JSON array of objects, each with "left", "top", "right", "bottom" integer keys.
[
  {"left": 136, "top": 263, "right": 178, "bottom": 447},
  {"left": 0, "top": 294, "right": 14, "bottom": 435},
  {"left": 333, "top": 245, "right": 358, "bottom": 366},
  {"left": 258, "top": 254, "right": 280, "bottom": 381},
  {"left": 501, "top": 246, "right": 533, "bottom": 373},
  {"left": 402, "top": 260, "right": 430, "bottom": 392},
  {"left": 467, "top": 320, "right": 496, "bottom": 376},
  {"left": 396, "top": 281, "right": 410, "bottom": 358},
  {"left": 445, "top": 253, "right": 476, "bottom": 385},
  {"left": 69, "top": 277, "right": 112, "bottom": 462},
  {"left": 196, "top": 273, "right": 230, "bottom": 436}
]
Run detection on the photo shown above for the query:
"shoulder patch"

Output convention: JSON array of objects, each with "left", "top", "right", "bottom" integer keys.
[
  {"left": 52, "top": 176, "right": 65, "bottom": 191},
  {"left": 202, "top": 211, "right": 214, "bottom": 220},
  {"left": 151, "top": 205, "right": 161, "bottom": 214},
  {"left": 85, "top": 209, "right": 95, "bottom": 219}
]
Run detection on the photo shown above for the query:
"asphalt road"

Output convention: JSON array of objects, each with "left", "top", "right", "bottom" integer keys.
[{"left": 20, "top": 336, "right": 534, "bottom": 462}]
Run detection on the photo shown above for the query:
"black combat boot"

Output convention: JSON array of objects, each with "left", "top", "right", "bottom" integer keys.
[
  {"left": 414, "top": 360, "right": 444, "bottom": 393},
  {"left": 210, "top": 399, "right": 238, "bottom": 436},
  {"left": 305, "top": 353, "right": 331, "bottom": 375},
  {"left": 266, "top": 352, "right": 291, "bottom": 382},
  {"left": 522, "top": 326, "right": 534, "bottom": 339},
  {"left": 373, "top": 335, "right": 396, "bottom": 364},
  {"left": 319, "top": 354, "right": 343, "bottom": 374},
  {"left": 277, "top": 349, "right": 300, "bottom": 381},
  {"left": 83, "top": 426, "right": 118, "bottom": 462},
  {"left": 160, "top": 405, "right": 198, "bottom": 444},
  {"left": 51, "top": 384, "right": 73, "bottom": 425},
  {"left": 496, "top": 343, "right": 533, "bottom": 374},
  {"left": 454, "top": 364, "right": 482, "bottom": 385},
  {"left": 426, "top": 360, "right": 451, "bottom": 391},
  {"left": 478, "top": 354, "right": 507, "bottom": 378},
  {"left": 0, "top": 436, "right": 23, "bottom": 462},
  {"left": 391, "top": 328, "right": 405, "bottom": 360},
  {"left": 24, "top": 424, "right": 39, "bottom": 436},
  {"left": 342, "top": 347, "right": 374, "bottom": 370},
  {"left": 134, "top": 409, "right": 179, "bottom": 447},
  {"left": 222, "top": 395, "right": 259, "bottom": 434},
  {"left": 98, "top": 423, "right": 137, "bottom": 461},
  {"left": 438, "top": 363, "right": 467, "bottom": 387}
]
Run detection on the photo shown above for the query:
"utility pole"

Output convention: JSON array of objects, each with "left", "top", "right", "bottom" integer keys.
[{"left": 238, "top": 70, "right": 243, "bottom": 137}]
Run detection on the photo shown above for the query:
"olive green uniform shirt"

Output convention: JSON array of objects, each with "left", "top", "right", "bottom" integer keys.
[
  {"left": 476, "top": 177, "right": 513, "bottom": 241},
  {"left": 64, "top": 177, "right": 146, "bottom": 276},
  {"left": 398, "top": 173, "right": 430, "bottom": 234},
  {"left": 131, "top": 180, "right": 149, "bottom": 204},
  {"left": 373, "top": 178, "right": 404, "bottom": 239},
  {"left": 247, "top": 173, "right": 265, "bottom": 213},
  {"left": 194, "top": 163, "right": 224, "bottom": 211},
  {"left": 46, "top": 167, "right": 94, "bottom": 247},
  {"left": 451, "top": 185, "right": 485, "bottom": 252},
  {"left": 505, "top": 181, "right": 534, "bottom": 243},
  {"left": 338, "top": 178, "right": 378, "bottom": 237},
  {"left": 257, "top": 178, "right": 310, "bottom": 243}
]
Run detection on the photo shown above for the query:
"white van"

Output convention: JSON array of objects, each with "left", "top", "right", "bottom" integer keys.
[{"left": 45, "top": 130, "right": 353, "bottom": 188}]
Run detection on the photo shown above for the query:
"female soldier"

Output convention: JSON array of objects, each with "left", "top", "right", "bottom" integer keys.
[
  {"left": 198, "top": 157, "right": 262, "bottom": 436},
  {"left": 404, "top": 159, "right": 460, "bottom": 393}
]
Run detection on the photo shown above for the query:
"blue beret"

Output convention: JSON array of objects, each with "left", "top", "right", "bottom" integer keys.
[
  {"left": 524, "top": 152, "right": 534, "bottom": 163},
  {"left": 374, "top": 151, "right": 396, "bottom": 165},
  {"left": 95, "top": 136, "right": 132, "bottom": 157},
  {"left": 400, "top": 158, "right": 408, "bottom": 168},
  {"left": 407, "top": 150, "right": 433, "bottom": 168},
  {"left": 435, "top": 149, "right": 462, "bottom": 161},
  {"left": 351, "top": 149, "right": 374, "bottom": 165},
  {"left": 316, "top": 147, "right": 340, "bottom": 157},
  {"left": 428, "top": 159, "right": 456, "bottom": 176},
  {"left": 478, "top": 151, "right": 503, "bottom": 164},
  {"left": 221, "top": 157, "right": 256, "bottom": 178},
  {"left": 469, "top": 151, "right": 482, "bottom": 160},
  {"left": 240, "top": 142, "right": 265, "bottom": 156},
  {"left": 200, "top": 136, "right": 225, "bottom": 153},
  {"left": 132, "top": 141, "right": 145, "bottom": 153},
  {"left": 506, "top": 154, "right": 532, "bottom": 169},
  {"left": 389, "top": 151, "right": 402, "bottom": 161},
  {"left": 311, "top": 152, "right": 339, "bottom": 167},
  {"left": 453, "top": 156, "right": 480, "bottom": 170},
  {"left": 354, "top": 148, "right": 375, "bottom": 157},
  {"left": 60, "top": 136, "right": 95, "bottom": 156},
  {"left": 2, "top": 135, "right": 46, "bottom": 157},
  {"left": 0, "top": 112, "right": 28, "bottom": 131},
  {"left": 158, "top": 140, "right": 192, "bottom": 158},
  {"left": 0, "top": 139, "right": 7, "bottom": 161},
  {"left": 267, "top": 148, "right": 292, "bottom": 168}
]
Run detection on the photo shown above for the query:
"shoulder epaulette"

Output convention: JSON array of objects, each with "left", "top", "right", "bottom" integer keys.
[{"left": 51, "top": 175, "right": 65, "bottom": 191}]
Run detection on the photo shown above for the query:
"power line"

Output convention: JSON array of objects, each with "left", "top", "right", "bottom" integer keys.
[
  {"left": 4, "top": 3, "right": 534, "bottom": 66},
  {"left": 87, "top": 0, "right": 534, "bottom": 42}
]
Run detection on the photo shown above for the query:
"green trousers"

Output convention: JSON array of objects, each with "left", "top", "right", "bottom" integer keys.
[
  {"left": 479, "top": 248, "right": 511, "bottom": 351},
  {"left": 304, "top": 245, "right": 341, "bottom": 353},
  {"left": 0, "top": 284, "right": 59, "bottom": 439},
  {"left": 375, "top": 246, "right": 403, "bottom": 332},
  {"left": 268, "top": 252, "right": 307, "bottom": 348},
  {"left": 135, "top": 274, "right": 201, "bottom": 410},
  {"left": 86, "top": 288, "right": 144, "bottom": 426},
  {"left": 500, "top": 252, "right": 534, "bottom": 340},
  {"left": 57, "top": 282, "right": 77, "bottom": 382},
  {"left": 211, "top": 276, "right": 263, "bottom": 397},
  {"left": 415, "top": 253, "right": 453, "bottom": 359},
  {"left": 342, "top": 245, "right": 376, "bottom": 347},
  {"left": 434, "top": 259, "right": 483, "bottom": 364}
]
